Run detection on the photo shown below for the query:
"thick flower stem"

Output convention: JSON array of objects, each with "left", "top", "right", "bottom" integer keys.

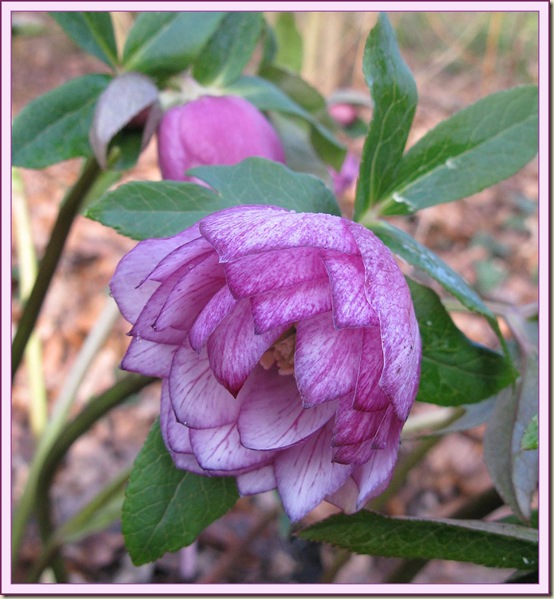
[
  {"left": 24, "top": 374, "right": 156, "bottom": 583},
  {"left": 11, "top": 157, "right": 100, "bottom": 379},
  {"left": 384, "top": 486, "right": 504, "bottom": 583}
]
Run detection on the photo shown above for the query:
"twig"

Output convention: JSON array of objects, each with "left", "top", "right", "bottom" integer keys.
[{"left": 197, "top": 505, "right": 281, "bottom": 583}]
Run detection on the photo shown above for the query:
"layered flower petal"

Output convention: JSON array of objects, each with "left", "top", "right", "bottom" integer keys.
[
  {"left": 236, "top": 465, "right": 277, "bottom": 496},
  {"left": 169, "top": 344, "right": 239, "bottom": 429},
  {"left": 238, "top": 365, "right": 337, "bottom": 450},
  {"left": 188, "top": 285, "right": 238, "bottom": 351},
  {"left": 295, "top": 312, "right": 363, "bottom": 407},
  {"left": 121, "top": 337, "right": 178, "bottom": 378},
  {"left": 113, "top": 204, "right": 421, "bottom": 523},
  {"left": 200, "top": 208, "right": 359, "bottom": 263},
  {"left": 110, "top": 228, "right": 200, "bottom": 323},
  {"left": 323, "top": 252, "right": 378, "bottom": 329},
  {"left": 274, "top": 423, "right": 352, "bottom": 522},
  {"left": 224, "top": 247, "right": 327, "bottom": 299},
  {"left": 347, "top": 221, "right": 421, "bottom": 421},
  {"left": 206, "top": 299, "right": 287, "bottom": 396},
  {"left": 250, "top": 278, "right": 332, "bottom": 334},
  {"left": 190, "top": 423, "right": 275, "bottom": 472},
  {"left": 153, "top": 252, "right": 226, "bottom": 333}
]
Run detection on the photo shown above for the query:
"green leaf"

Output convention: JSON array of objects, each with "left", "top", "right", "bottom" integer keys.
[
  {"left": 122, "top": 420, "right": 238, "bottom": 566},
  {"left": 86, "top": 181, "right": 224, "bottom": 240},
  {"left": 50, "top": 12, "right": 118, "bottom": 68},
  {"left": 269, "top": 113, "right": 333, "bottom": 184},
  {"left": 224, "top": 75, "right": 345, "bottom": 169},
  {"left": 12, "top": 74, "right": 111, "bottom": 169},
  {"left": 193, "top": 12, "right": 263, "bottom": 87},
  {"left": 87, "top": 158, "right": 340, "bottom": 240},
  {"left": 382, "top": 85, "right": 538, "bottom": 215},
  {"left": 354, "top": 13, "right": 418, "bottom": 218},
  {"left": 122, "top": 12, "right": 226, "bottom": 79},
  {"left": 484, "top": 347, "right": 538, "bottom": 523},
  {"left": 189, "top": 157, "right": 340, "bottom": 216},
  {"left": 260, "top": 65, "right": 327, "bottom": 115},
  {"left": 298, "top": 511, "right": 538, "bottom": 570},
  {"left": 367, "top": 220, "right": 508, "bottom": 353},
  {"left": 521, "top": 414, "right": 538, "bottom": 451},
  {"left": 273, "top": 12, "right": 303, "bottom": 72},
  {"left": 408, "top": 279, "right": 518, "bottom": 407}
]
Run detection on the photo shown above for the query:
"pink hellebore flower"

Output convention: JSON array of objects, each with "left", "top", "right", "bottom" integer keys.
[
  {"left": 110, "top": 205, "right": 421, "bottom": 522},
  {"left": 157, "top": 95, "right": 286, "bottom": 181}
]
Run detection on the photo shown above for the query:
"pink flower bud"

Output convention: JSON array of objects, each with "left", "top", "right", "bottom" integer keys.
[
  {"left": 329, "top": 102, "right": 358, "bottom": 127},
  {"left": 110, "top": 205, "right": 421, "bottom": 522},
  {"left": 157, "top": 96, "right": 286, "bottom": 181},
  {"left": 330, "top": 152, "right": 360, "bottom": 197}
]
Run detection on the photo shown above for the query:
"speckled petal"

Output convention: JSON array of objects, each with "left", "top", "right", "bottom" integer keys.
[
  {"left": 224, "top": 247, "right": 326, "bottom": 299},
  {"left": 352, "top": 417, "right": 403, "bottom": 508},
  {"left": 348, "top": 222, "right": 421, "bottom": 421},
  {"left": 295, "top": 312, "right": 363, "bottom": 407},
  {"left": 250, "top": 278, "right": 332, "bottom": 334},
  {"left": 323, "top": 252, "right": 378, "bottom": 328},
  {"left": 188, "top": 285, "right": 238, "bottom": 351},
  {"left": 352, "top": 327, "right": 390, "bottom": 413},
  {"left": 200, "top": 207, "right": 359, "bottom": 263},
  {"left": 130, "top": 264, "right": 193, "bottom": 344}
]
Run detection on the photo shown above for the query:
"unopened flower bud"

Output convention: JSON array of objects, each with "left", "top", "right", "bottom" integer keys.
[{"left": 157, "top": 95, "right": 286, "bottom": 181}]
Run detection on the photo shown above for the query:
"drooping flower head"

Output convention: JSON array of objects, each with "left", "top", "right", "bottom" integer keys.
[
  {"left": 157, "top": 96, "right": 286, "bottom": 181},
  {"left": 110, "top": 205, "right": 421, "bottom": 521}
]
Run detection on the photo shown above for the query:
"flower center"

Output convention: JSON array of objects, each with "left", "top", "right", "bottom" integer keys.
[{"left": 259, "top": 327, "right": 296, "bottom": 375}]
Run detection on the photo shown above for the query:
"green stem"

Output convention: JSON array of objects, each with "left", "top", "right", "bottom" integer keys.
[
  {"left": 12, "top": 168, "right": 48, "bottom": 436},
  {"left": 26, "top": 468, "right": 130, "bottom": 583},
  {"left": 12, "top": 297, "right": 121, "bottom": 564},
  {"left": 11, "top": 157, "right": 101, "bottom": 379},
  {"left": 22, "top": 374, "right": 156, "bottom": 583},
  {"left": 384, "top": 487, "right": 504, "bottom": 583}
]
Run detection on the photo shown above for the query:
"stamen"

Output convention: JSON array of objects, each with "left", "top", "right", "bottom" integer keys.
[{"left": 260, "top": 327, "right": 296, "bottom": 375}]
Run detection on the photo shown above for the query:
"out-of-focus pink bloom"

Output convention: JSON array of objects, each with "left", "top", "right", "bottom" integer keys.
[
  {"left": 110, "top": 205, "right": 421, "bottom": 522},
  {"left": 328, "top": 102, "right": 358, "bottom": 127},
  {"left": 157, "top": 96, "right": 286, "bottom": 181},
  {"left": 330, "top": 152, "right": 360, "bottom": 197}
]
